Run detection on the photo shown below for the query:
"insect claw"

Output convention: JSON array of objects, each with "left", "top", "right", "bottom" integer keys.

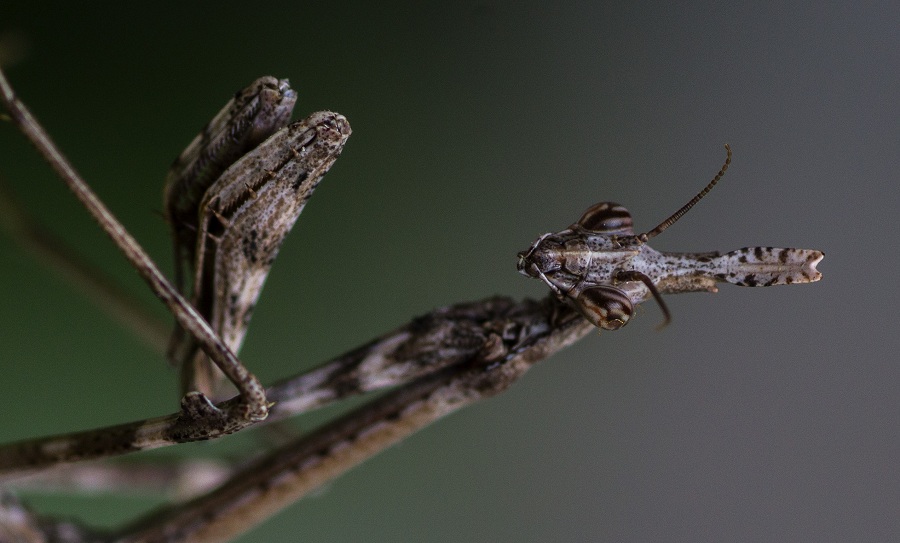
[
  {"left": 211, "top": 208, "right": 230, "bottom": 228},
  {"left": 654, "top": 313, "right": 671, "bottom": 331},
  {"left": 615, "top": 270, "right": 671, "bottom": 329}
]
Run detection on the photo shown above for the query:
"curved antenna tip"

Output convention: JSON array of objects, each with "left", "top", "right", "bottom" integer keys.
[{"left": 637, "top": 144, "right": 732, "bottom": 242}]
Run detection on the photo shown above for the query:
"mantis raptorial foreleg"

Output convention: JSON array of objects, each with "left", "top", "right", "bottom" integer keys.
[
  {"left": 0, "top": 72, "right": 349, "bottom": 479},
  {"left": 163, "top": 76, "right": 297, "bottom": 294},
  {"left": 162, "top": 77, "right": 299, "bottom": 399},
  {"left": 169, "top": 109, "right": 350, "bottom": 401}
]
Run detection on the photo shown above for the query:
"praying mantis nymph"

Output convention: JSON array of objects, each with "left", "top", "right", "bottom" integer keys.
[
  {"left": 0, "top": 62, "right": 826, "bottom": 541},
  {"left": 517, "top": 145, "right": 823, "bottom": 330}
]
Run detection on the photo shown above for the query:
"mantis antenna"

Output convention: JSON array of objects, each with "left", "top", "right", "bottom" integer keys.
[{"left": 636, "top": 143, "right": 732, "bottom": 243}]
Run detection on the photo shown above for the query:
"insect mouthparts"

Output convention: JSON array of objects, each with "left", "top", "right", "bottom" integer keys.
[{"left": 516, "top": 251, "right": 528, "bottom": 271}]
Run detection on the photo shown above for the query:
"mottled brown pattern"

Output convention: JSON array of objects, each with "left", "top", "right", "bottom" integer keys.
[
  {"left": 175, "top": 112, "right": 350, "bottom": 401},
  {"left": 164, "top": 77, "right": 297, "bottom": 292}
]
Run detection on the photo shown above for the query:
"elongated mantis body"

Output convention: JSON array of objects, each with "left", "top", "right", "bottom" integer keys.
[{"left": 517, "top": 145, "right": 822, "bottom": 331}]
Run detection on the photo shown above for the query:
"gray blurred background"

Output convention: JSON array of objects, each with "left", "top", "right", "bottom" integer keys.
[{"left": 0, "top": 2, "right": 896, "bottom": 542}]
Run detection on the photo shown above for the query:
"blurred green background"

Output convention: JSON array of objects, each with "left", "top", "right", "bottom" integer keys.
[{"left": 0, "top": 2, "right": 896, "bottom": 541}]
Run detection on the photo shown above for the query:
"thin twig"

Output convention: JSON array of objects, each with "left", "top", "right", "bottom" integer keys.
[
  {"left": 0, "top": 296, "right": 578, "bottom": 478},
  {"left": 117, "top": 297, "right": 593, "bottom": 542},
  {"left": 0, "top": 67, "right": 269, "bottom": 423},
  {"left": 2, "top": 296, "right": 592, "bottom": 542}
]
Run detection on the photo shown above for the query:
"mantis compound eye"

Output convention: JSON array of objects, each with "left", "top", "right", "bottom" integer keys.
[
  {"left": 575, "top": 285, "right": 634, "bottom": 331},
  {"left": 574, "top": 202, "right": 635, "bottom": 235}
]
